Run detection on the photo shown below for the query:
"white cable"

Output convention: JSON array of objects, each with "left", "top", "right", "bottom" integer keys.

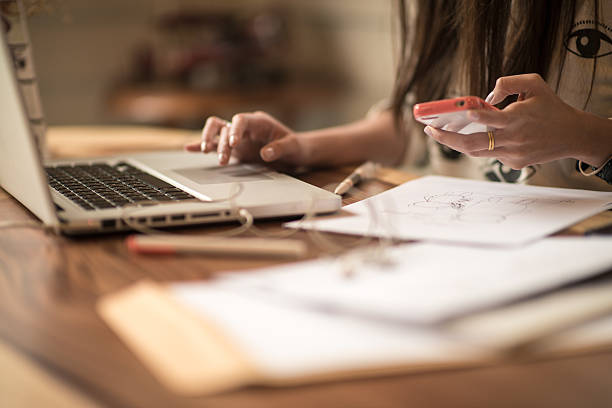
[
  {"left": 0, "top": 176, "right": 398, "bottom": 272},
  {"left": 118, "top": 178, "right": 397, "bottom": 272}
]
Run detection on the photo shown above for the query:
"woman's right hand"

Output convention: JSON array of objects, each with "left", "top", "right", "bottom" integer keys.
[{"left": 185, "top": 111, "right": 309, "bottom": 167}]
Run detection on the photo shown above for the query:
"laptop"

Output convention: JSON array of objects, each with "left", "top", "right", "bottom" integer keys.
[{"left": 0, "top": 27, "right": 340, "bottom": 234}]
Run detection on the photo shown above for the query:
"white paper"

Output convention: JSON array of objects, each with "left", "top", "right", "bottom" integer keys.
[
  {"left": 169, "top": 237, "right": 612, "bottom": 380},
  {"left": 170, "top": 283, "right": 488, "bottom": 379},
  {"left": 205, "top": 237, "right": 612, "bottom": 324},
  {"left": 447, "top": 280, "right": 612, "bottom": 350},
  {"left": 286, "top": 176, "right": 612, "bottom": 245}
]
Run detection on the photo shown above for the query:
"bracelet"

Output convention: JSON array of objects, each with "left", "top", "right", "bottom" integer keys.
[{"left": 578, "top": 156, "right": 612, "bottom": 184}]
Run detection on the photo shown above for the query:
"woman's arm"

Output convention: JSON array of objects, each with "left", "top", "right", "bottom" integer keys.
[
  {"left": 292, "top": 111, "right": 405, "bottom": 167},
  {"left": 185, "top": 110, "right": 406, "bottom": 168},
  {"left": 423, "top": 74, "right": 612, "bottom": 170}
]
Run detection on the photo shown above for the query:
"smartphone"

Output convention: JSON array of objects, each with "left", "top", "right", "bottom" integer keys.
[{"left": 413, "top": 96, "right": 498, "bottom": 134}]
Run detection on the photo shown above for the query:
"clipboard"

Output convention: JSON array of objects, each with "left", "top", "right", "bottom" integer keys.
[
  {"left": 97, "top": 281, "right": 491, "bottom": 395},
  {"left": 97, "top": 279, "right": 612, "bottom": 396}
]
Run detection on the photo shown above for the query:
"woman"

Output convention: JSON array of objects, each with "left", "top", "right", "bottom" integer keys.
[{"left": 186, "top": 0, "right": 612, "bottom": 190}]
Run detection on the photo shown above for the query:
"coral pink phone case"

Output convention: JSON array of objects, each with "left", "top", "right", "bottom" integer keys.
[{"left": 413, "top": 96, "right": 498, "bottom": 134}]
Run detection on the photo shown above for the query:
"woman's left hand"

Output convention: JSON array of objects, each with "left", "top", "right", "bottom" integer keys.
[{"left": 423, "top": 73, "right": 606, "bottom": 169}]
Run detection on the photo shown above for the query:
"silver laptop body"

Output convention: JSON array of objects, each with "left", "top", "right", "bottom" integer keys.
[{"left": 0, "top": 24, "right": 340, "bottom": 234}]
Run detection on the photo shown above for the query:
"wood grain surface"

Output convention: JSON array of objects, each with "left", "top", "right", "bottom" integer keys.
[
  {"left": 1, "top": 127, "right": 612, "bottom": 408},
  {"left": 0, "top": 338, "right": 102, "bottom": 408}
]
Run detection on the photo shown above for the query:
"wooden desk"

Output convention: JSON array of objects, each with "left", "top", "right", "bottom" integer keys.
[{"left": 1, "top": 127, "right": 612, "bottom": 408}]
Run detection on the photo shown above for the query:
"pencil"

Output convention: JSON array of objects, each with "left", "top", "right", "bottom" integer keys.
[{"left": 127, "top": 235, "right": 308, "bottom": 259}]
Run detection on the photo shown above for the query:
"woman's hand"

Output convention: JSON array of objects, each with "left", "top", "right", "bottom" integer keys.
[
  {"left": 185, "top": 111, "right": 309, "bottom": 167},
  {"left": 424, "top": 73, "right": 611, "bottom": 169}
]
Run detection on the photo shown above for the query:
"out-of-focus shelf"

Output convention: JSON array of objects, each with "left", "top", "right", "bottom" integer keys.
[
  {"left": 106, "top": 81, "right": 343, "bottom": 127},
  {"left": 46, "top": 126, "right": 198, "bottom": 159}
]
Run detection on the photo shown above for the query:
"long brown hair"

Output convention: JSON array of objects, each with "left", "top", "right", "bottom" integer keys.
[{"left": 391, "top": 0, "right": 581, "bottom": 130}]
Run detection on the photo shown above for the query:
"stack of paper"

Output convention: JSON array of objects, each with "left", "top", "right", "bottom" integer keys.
[
  {"left": 97, "top": 176, "right": 612, "bottom": 396},
  {"left": 169, "top": 237, "right": 612, "bottom": 376}
]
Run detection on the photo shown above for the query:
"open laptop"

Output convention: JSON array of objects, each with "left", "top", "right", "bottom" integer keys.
[{"left": 0, "top": 28, "right": 340, "bottom": 234}]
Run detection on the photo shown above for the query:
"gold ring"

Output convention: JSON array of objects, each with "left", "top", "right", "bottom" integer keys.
[{"left": 487, "top": 130, "right": 495, "bottom": 151}]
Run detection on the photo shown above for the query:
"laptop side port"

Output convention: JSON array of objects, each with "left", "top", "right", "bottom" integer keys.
[
  {"left": 191, "top": 212, "right": 218, "bottom": 219},
  {"left": 101, "top": 219, "right": 115, "bottom": 229}
]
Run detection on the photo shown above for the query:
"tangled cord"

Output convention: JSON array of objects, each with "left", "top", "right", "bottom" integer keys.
[
  {"left": 1, "top": 180, "right": 399, "bottom": 275},
  {"left": 121, "top": 180, "right": 399, "bottom": 271}
]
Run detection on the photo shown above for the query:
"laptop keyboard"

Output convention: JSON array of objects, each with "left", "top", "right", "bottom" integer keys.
[{"left": 45, "top": 162, "right": 196, "bottom": 211}]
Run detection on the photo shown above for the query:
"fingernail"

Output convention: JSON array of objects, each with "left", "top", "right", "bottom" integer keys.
[
  {"left": 423, "top": 126, "right": 433, "bottom": 136},
  {"left": 218, "top": 152, "right": 224, "bottom": 162},
  {"left": 229, "top": 134, "right": 236, "bottom": 147},
  {"left": 200, "top": 141, "right": 207, "bottom": 152},
  {"left": 262, "top": 147, "right": 275, "bottom": 161},
  {"left": 485, "top": 91, "right": 494, "bottom": 104}
]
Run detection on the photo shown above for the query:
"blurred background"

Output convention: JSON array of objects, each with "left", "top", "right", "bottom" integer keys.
[{"left": 25, "top": 0, "right": 395, "bottom": 132}]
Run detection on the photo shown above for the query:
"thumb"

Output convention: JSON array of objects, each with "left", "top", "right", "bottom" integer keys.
[{"left": 259, "top": 135, "right": 300, "bottom": 163}]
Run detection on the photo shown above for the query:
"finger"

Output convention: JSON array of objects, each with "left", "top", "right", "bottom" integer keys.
[
  {"left": 468, "top": 149, "right": 530, "bottom": 170},
  {"left": 425, "top": 126, "right": 506, "bottom": 154},
  {"left": 229, "top": 113, "right": 248, "bottom": 147},
  {"left": 488, "top": 73, "right": 546, "bottom": 105},
  {"left": 217, "top": 123, "right": 231, "bottom": 165},
  {"left": 468, "top": 146, "right": 510, "bottom": 158},
  {"left": 466, "top": 109, "right": 511, "bottom": 128},
  {"left": 202, "top": 116, "right": 228, "bottom": 153},
  {"left": 184, "top": 141, "right": 203, "bottom": 152},
  {"left": 260, "top": 135, "right": 300, "bottom": 163}
]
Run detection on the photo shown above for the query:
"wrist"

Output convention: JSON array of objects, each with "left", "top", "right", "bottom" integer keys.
[
  {"left": 575, "top": 110, "right": 612, "bottom": 167},
  {"left": 295, "top": 129, "right": 347, "bottom": 167},
  {"left": 295, "top": 113, "right": 401, "bottom": 167}
]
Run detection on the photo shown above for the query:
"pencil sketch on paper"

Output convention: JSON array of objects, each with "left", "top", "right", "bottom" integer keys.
[{"left": 382, "top": 191, "right": 576, "bottom": 225}]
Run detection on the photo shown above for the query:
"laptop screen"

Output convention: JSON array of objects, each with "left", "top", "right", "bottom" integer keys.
[{"left": 0, "top": 17, "right": 58, "bottom": 228}]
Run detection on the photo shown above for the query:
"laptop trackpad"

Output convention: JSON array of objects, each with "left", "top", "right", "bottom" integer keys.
[{"left": 173, "top": 164, "right": 272, "bottom": 185}]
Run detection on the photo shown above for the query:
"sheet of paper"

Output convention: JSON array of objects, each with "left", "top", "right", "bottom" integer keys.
[
  {"left": 206, "top": 237, "right": 612, "bottom": 324},
  {"left": 447, "top": 280, "right": 612, "bottom": 352},
  {"left": 287, "top": 176, "right": 612, "bottom": 245},
  {"left": 170, "top": 283, "right": 489, "bottom": 381}
]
